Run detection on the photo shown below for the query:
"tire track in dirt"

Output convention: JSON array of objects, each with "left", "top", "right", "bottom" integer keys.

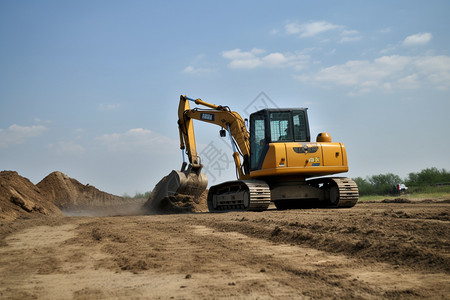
[
  {"left": 199, "top": 203, "right": 450, "bottom": 274},
  {"left": 191, "top": 224, "right": 448, "bottom": 299},
  {"left": 0, "top": 201, "right": 449, "bottom": 299},
  {"left": 0, "top": 220, "right": 213, "bottom": 299}
]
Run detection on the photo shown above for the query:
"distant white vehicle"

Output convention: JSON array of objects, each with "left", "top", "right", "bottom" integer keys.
[{"left": 395, "top": 183, "right": 408, "bottom": 193}]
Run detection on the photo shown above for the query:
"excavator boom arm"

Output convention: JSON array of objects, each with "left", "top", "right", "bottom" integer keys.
[{"left": 178, "top": 95, "right": 251, "bottom": 179}]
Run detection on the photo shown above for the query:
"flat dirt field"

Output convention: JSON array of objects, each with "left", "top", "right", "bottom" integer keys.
[{"left": 1, "top": 201, "right": 449, "bottom": 299}]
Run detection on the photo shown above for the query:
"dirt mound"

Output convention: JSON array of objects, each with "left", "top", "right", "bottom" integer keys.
[
  {"left": 144, "top": 187, "right": 208, "bottom": 214},
  {"left": 37, "top": 171, "right": 126, "bottom": 209},
  {"left": 0, "top": 171, "right": 63, "bottom": 221},
  {"left": 382, "top": 198, "right": 412, "bottom": 203},
  {"left": 145, "top": 191, "right": 208, "bottom": 214},
  {"left": 143, "top": 172, "right": 208, "bottom": 214},
  {"left": 1, "top": 170, "right": 143, "bottom": 220}
]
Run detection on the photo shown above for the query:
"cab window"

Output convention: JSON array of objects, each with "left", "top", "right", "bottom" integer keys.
[
  {"left": 293, "top": 111, "right": 307, "bottom": 141},
  {"left": 270, "top": 112, "right": 292, "bottom": 142},
  {"left": 250, "top": 114, "right": 266, "bottom": 170}
]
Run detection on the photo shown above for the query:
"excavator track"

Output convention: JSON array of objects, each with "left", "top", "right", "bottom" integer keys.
[
  {"left": 331, "top": 177, "right": 359, "bottom": 208},
  {"left": 207, "top": 180, "right": 271, "bottom": 212},
  {"left": 307, "top": 177, "right": 359, "bottom": 208}
]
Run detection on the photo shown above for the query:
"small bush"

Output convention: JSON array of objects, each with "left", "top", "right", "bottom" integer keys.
[{"left": 353, "top": 173, "right": 401, "bottom": 196}]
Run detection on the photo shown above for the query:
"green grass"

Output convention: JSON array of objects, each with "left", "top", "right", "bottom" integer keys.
[{"left": 359, "top": 185, "right": 450, "bottom": 202}]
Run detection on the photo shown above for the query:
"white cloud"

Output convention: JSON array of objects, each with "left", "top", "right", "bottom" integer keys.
[
  {"left": 48, "top": 141, "right": 86, "bottom": 155},
  {"left": 182, "top": 66, "right": 195, "bottom": 73},
  {"left": 0, "top": 124, "right": 47, "bottom": 148},
  {"left": 285, "top": 21, "right": 341, "bottom": 37},
  {"left": 381, "top": 33, "right": 432, "bottom": 54},
  {"left": 229, "top": 58, "right": 262, "bottom": 69},
  {"left": 285, "top": 22, "right": 302, "bottom": 35},
  {"left": 99, "top": 103, "right": 121, "bottom": 111},
  {"left": 284, "top": 21, "right": 359, "bottom": 42},
  {"left": 222, "top": 48, "right": 265, "bottom": 65},
  {"left": 284, "top": 21, "right": 361, "bottom": 43},
  {"left": 263, "top": 52, "right": 288, "bottom": 66},
  {"left": 339, "top": 30, "right": 361, "bottom": 43},
  {"left": 302, "top": 21, "right": 341, "bottom": 37},
  {"left": 182, "top": 54, "right": 217, "bottom": 74},
  {"left": 413, "top": 55, "right": 450, "bottom": 90},
  {"left": 380, "top": 44, "right": 397, "bottom": 55},
  {"left": 397, "top": 73, "right": 419, "bottom": 89},
  {"left": 33, "top": 118, "right": 51, "bottom": 124},
  {"left": 403, "top": 32, "right": 432, "bottom": 46},
  {"left": 222, "top": 49, "right": 261, "bottom": 69},
  {"left": 222, "top": 48, "right": 309, "bottom": 70},
  {"left": 339, "top": 36, "right": 360, "bottom": 43},
  {"left": 182, "top": 65, "right": 216, "bottom": 74},
  {"left": 297, "top": 54, "right": 450, "bottom": 95},
  {"left": 96, "top": 128, "right": 178, "bottom": 152}
]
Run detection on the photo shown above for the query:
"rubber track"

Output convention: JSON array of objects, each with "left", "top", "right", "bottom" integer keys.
[
  {"left": 332, "top": 177, "right": 359, "bottom": 208},
  {"left": 208, "top": 180, "right": 271, "bottom": 212},
  {"left": 245, "top": 180, "right": 271, "bottom": 211}
]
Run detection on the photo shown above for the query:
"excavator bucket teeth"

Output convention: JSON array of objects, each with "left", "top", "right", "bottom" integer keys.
[
  {"left": 171, "top": 170, "right": 208, "bottom": 197},
  {"left": 145, "top": 169, "right": 208, "bottom": 211}
]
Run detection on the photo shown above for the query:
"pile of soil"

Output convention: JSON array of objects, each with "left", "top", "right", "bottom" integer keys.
[
  {"left": 37, "top": 171, "right": 126, "bottom": 209},
  {"left": 147, "top": 191, "right": 208, "bottom": 214},
  {"left": 0, "top": 171, "right": 63, "bottom": 221},
  {"left": 1, "top": 170, "right": 144, "bottom": 220},
  {"left": 143, "top": 172, "right": 208, "bottom": 214}
]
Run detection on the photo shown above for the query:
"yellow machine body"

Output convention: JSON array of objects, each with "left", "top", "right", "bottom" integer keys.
[
  {"left": 155, "top": 95, "right": 359, "bottom": 212},
  {"left": 251, "top": 142, "right": 348, "bottom": 178}
]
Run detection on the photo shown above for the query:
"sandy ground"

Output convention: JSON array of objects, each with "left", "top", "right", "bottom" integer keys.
[{"left": 0, "top": 201, "right": 449, "bottom": 299}]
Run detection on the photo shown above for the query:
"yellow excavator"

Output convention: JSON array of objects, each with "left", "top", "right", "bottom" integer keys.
[{"left": 148, "top": 95, "right": 358, "bottom": 212}]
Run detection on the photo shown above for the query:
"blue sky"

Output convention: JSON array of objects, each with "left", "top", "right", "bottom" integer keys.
[{"left": 1, "top": 1, "right": 449, "bottom": 195}]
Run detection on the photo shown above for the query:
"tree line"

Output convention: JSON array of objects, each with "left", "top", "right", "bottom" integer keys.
[
  {"left": 352, "top": 167, "right": 450, "bottom": 196},
  {"left": 126, "top": 167, "right": 450, "bottom": 198}
]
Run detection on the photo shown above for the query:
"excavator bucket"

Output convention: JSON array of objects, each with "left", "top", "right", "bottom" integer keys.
[{"left": 145, "top": 167, "right": 208, "bottom": 211}]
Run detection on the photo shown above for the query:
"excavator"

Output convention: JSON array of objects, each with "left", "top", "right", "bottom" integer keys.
[{"left": 147, "top": 95, "right": 358, "bottom": 212}]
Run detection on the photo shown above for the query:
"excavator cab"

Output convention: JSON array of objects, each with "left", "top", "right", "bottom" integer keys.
[{"left": 249, "top": 108, "right": 310, "bottom": 171}]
